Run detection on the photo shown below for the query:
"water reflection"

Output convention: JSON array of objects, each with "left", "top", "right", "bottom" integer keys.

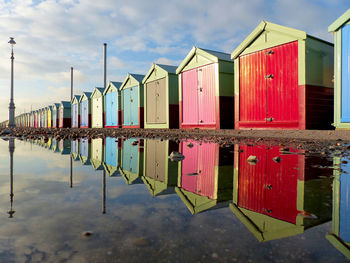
[
  {"left": 119, "top": 138, "right": 144, "bottom": 185},
  {"left": 8, "top": 138, "right": 15, "bottom": 218},
  {"left": 176, "top": 140, "right": 234, "bottom": 214},
  {"left": 230, "top": 144, "right": 332, "bottom": 242},
  {"left": 326, "top": 158, "right": 350, "bottom": 259},
  {"left": 142, "top": 139, "right": 179, "bottom": 196},
  {"left": 8, "top": 136, "right": 345, "bottom": 261}
]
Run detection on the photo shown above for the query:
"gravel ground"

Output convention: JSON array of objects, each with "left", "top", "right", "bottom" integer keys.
[{"left": 2, "top": 127, "right": 350, "bottom": 156}]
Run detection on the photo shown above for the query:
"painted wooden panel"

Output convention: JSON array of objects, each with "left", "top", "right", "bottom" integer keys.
[
  {"left": 198, "top": 64, "right": 216, "bottom": 125},
  {"left": 181, "top": 141, "right": 216, "bottom": 199},
  {"left": 52, "top": 110, "right": 56, "bottom": 128},
  {"left": 92, "top": 138, "right": 103, "bottom": 163},
  {"left": 157, "top": 77, "right": 167, "bottom": 123},
  {"left": 238, "top": 41, "right": 298, "bottom": 128},
  {"left": 59, "top": 108, "right": 63, "bottom": 128},
  {"left": 130, "top": 86, "right": 139, "bottom": 126},
  {"left": 80, "top": 100, "right": 89, "bottom": 127},
  {"left": 146, "top": 81, "right": 157, "bottom": 123},
  {"left": 72, "top": 104, "right": 79, "bottom": 127},
  {"left": 341, "top": 25, "right": 350, "bottom": 122},
  {"left": 105, "top": 92, "right": 118, "bottom": 127},
  {"left": 266, "top": 42, "right": 298, "bottom": 124},
  {"left": 182, "top": 68, "right": 198, "bottom": 125},
  {"left": 80, "top": 138, "right": 89, "bottom": 158},
  {"left": 93, "top": 97, "right": 103, "bottom": 127},
  {"left": 123, "top": 88, "right": 131, "bottom": 126}
]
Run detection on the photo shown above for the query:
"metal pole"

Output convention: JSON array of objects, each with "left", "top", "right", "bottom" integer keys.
[
  {"left": 70, "top": 67, "right": 73, "bottom": 101},
  {"left": 103, "top": 43, "right": 107, "bottom": 89},
  {"left": 9, "top": 46, "right": 15, "bottom": 127},
  {"left": 70, "top": 155, "right": 73, "bottom": 188}
]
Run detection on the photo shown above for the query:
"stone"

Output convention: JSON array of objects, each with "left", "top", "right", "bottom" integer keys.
[
  {"left": 132, "top": 238, "right": 150, "bottom": 247},
  {"left": 82, "top": 231, "right": 93, "bottom": 237},
  {"left": 169, "top": 151, "right": 185, "bottom": 162}
]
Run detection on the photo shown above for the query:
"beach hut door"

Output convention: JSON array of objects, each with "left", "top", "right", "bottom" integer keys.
[{"left": 341, "top": 25, "right": 350, "bottom": 122}]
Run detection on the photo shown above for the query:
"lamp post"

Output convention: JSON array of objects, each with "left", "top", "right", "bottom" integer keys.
[{"left": 8, "top": 37, "right": 16, "bottom": 128}]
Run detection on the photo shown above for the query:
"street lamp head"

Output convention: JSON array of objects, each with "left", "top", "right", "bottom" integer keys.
[{"left": 8, "top": 37, "right": 16, "bottom": 46}]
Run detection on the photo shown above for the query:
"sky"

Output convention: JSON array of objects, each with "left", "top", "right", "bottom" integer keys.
[{"left": 0, "top": 0, "right": 348, "bottom": 122}]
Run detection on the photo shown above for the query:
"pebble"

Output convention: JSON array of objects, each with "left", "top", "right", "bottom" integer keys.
[
  {"left": 132, "top": 238, "right": 150, "bottom": 247},
  {"left": 211, "top": 253, "right": 219, "bottom": 259},
  {"left": 81, "top": 231, "right": 93, "bottom": 237}
]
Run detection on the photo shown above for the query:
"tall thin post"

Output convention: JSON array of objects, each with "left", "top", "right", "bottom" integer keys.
[
  {"left": 70, "top": 67, "right": 73, "bottom": 101},
  {"left": 103, "top": 43, "right": 107, "bottom": 89},
  {"left": 70, "top": 155, "right": 73, "bottom": 188},
  {"left": 8, "top": 38, "right": 16, "bottom": 128}
]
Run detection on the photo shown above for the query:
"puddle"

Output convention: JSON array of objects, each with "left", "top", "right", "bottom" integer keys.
[{"left": 0, "top": 136, "right": 348, "bottom": 262}]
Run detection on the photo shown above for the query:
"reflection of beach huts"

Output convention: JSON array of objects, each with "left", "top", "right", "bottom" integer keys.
[
  {"left": 230, "top": 144, "right": 332, "bottom": 242},
  {"left": 142, "top": 139, "right": 179, "bottom": 196},
  {"left": 71, "top": 139, "right": 80, "bottom": 160},
  {"left": 120, "top": 138, "right": 144, "bottom": 184},
  {"left": 326, "top": 158, "right": 350, "bottom": 259},
  {"left": 328, "top": 9, "right": 350, "bottom": 129},
  {"left": 103, "top": 137, "right": 121, "bottom": 176},
  {"left": 59, "top": 101, "right": 71, "bottom": 128},
  {"left": 79, "top": 92, "right": 92, "bottom": 128},
  {"left": 91, "top": 87, "right": 105, "bottom": 128},
  {"left": 58, "top": 139, "right": 71, "bottom": 154},
  {"left": 90, "top": 138, "right": 104, "bottom": 170},
  {"left": 142, "top": 64, "right": 179, "bottom": 129},
  {"left": 71, "top": 95, "right": 81, "bottom": 128},
  {"left": 52, "top": 103, "right": 60, "bottom": 128},
  {"left": 176, "top": 47, "right": 234, "bottom": 129},
  {"left": 51, "top": 138, "right": 59, "bottom": 152},
  {"left": 79, "top": 138, "right": 91, "bottom": 165},
  {"left": 104, "top": 82, "right": 122, "bottom": 128},
  {"left": 176, "top": 140, "right": 234, "bottom": 214},
  {"left": 120, "top": 74, "right": 145, "bottom": 128},
  {"left": 231, "top": 21, "right": 334, "bottom": 130}
]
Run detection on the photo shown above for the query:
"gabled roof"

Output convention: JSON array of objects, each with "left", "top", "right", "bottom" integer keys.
[
  {"left": 71, "top": 95, "right": 81, "bottom": 104},
  {"left": 231, "top": 21, "right": 307, "bottom": 59},
  {"left": 329, "top": 9, "right": 350, "bottom": 32},
  {"left": 60, "top": 101, "right": 71, "bottom": 108},
  {"left": 176, "top": 46, "right": 232, "bottom": 74},
  {"left": 120, "top": 73, "right": 146, "bottom": 90},
  {"left": 90, "top": 87, "right": 105, "bottom": 98},
  {"left": 103, "top": 81, "right": 123, "bottom": 95},
  {"left": 79, "top": 92, "right": 92, "bottom": 102},
  {"left": 142, "top": 63, "right": 177, "bottom": 83},
  {"left": 53, "top": 103, "right": 60, "bottom": 109}
]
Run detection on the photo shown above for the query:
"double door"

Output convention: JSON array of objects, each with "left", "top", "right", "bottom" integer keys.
[
  {"left": 239, "top": 41, "right": 298, "bottom": 128},
  {"left": 181, "top": 140, "right": 216, "bottom": 199},
  {"left": 181, "top": 63, "right": 216, "bottom": 126},
  {"left": 80, "top": 100, "right": 88, "bottom": 127},
  {"left": 123, "top": 86, "right": 139, "bottom": 126},
  {"left": 146, "top": 78, "right": 166, "bottom": 124},
  {"left": 237, "top": 145, "right": 299, "bottom": 223},
  {"left": 105, "top": 92, "right": 118, "bottom": 126}
]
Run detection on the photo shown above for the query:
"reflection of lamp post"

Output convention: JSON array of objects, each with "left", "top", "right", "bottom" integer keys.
[
  {"left": 8, "top": 37, "right": 16, "bottom": 128},
  {"left": 70, "top": 155, "right": 73, "bottom": 188},
  {"left": 102, "top": 170, "right": 106, "bottom": 214},
  {"left": 7, "top": 139, "right": 15, "bottom": 218}
]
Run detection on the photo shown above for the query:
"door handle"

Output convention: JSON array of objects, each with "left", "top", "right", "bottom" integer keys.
[
  {"left": 265, "top": 74, "right": 274, "bottom": 79},
  {"left": 264, "top": 117, "right": 274, "bottom": 122},
  {"left": 199, "top": 120, "right": 203, "bottom": 123}
]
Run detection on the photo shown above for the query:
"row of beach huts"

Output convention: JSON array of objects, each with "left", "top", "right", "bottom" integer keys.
[{"left": 3, "top": 10, "right": 350, "bottom": 130}]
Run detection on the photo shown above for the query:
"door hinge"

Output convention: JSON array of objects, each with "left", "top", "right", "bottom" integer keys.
[
  {"left": 265, "top": 50, "right": 274, "bottom": 55},
  {"left": 263, "top": 208, "right": 272, "bottom": 213},
  {"left": 265, "top": 74, "right": 274, "bottom": 79},
  {"left": 264, "top": 117, "right": 274, "bottom": 122}
]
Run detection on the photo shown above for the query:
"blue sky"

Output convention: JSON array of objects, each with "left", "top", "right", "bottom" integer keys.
[{"left": 0, "top": 0, "right": 348, "bottom": 121}]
